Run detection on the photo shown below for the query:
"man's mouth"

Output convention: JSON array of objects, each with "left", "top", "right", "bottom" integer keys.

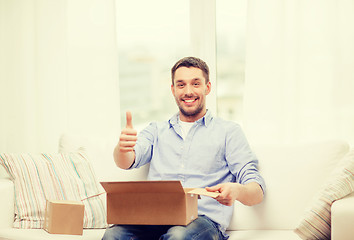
[{"left": 182, "top": 97, "right": 198, "bottom": 105}]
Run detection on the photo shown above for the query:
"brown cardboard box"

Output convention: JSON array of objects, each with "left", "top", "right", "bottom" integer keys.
[
  {"left": 44, "top": 200, "right": 85, "bottom": 235},
  {"left": 100, "top": 181, "right": 219, "bottom": 226}
]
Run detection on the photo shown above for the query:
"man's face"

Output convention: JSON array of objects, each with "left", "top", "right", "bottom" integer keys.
[{"left": 171, "top": 67, "right": 211, "bottom": 122}]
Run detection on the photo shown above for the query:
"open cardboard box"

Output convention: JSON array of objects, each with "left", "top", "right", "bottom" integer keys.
[{"left": 101, "top": 181, "right": 219, "bottom": 226}]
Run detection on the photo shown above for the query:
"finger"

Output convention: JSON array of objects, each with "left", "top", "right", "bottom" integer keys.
[
  {"left": 216, "top": 193, "right": 231, "bottom": 202},
  {"left": 120, "top": 134, "right": 137, "bottom": 141},
  {"left": 126, "top": 111, "right": 133, "bottom": 129},
  {"left": 119, "top": 141, "right": 136, "bottom": 148},
  {"left": 122, "top": 128, "right": 137, "bottom": 136},
  {"left": 119, "top": 147, "right": 135, "bottom": 152},
  {"left": 213, "top": 188, "right": 230, "bottom": 200},
  {"left": 216, "top": 195, "right": 233, "bottom": 204},
  {"left": 219, "top": 190, "right": 229, "bottom": 199},
  {"left": 206, "top": 185, "right": 221, "bottom": 192}
]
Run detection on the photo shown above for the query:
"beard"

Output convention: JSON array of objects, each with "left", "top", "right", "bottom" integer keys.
[
  {"left": 178, "top": 104, "right": 204, "bottom": 117},
  {"left": 176, "top": 97, "right": 205, "bottom": 118}
]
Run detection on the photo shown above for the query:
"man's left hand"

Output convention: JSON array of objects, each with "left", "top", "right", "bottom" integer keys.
[
  {"left": 205, "top": 183, "right": 242, "bottom": 206},
  {"left": 206, "top": 182, "right": 264, "bottom": 206}
]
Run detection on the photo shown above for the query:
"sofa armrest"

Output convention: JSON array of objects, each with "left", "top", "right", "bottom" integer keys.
[
  {"left": 0, "top": 179, "right": 14, "bottom": 228},
  {"left": 331, "top": 192, "right": 354, "bottom": 240}
]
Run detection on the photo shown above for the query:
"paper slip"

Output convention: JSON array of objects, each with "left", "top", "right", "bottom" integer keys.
[{"left": 187, "top": 188, "right": 220, "bottom": 198}]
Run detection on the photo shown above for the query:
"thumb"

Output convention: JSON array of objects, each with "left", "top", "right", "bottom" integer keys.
[
  {"left": 206, "top": 184, "right": 221, "bottom": 192},
  {"left": 126, "top": 111, "right": 133, "bottom": 129}
]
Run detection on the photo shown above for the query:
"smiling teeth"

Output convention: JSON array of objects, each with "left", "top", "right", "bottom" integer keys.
[{"left": 184, "top": 99, "right": 195, "bottom": 103}]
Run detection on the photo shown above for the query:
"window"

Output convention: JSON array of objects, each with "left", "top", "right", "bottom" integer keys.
[
  {"left": 216, "top": 0, "right": 247, "bottom": 123},
  {"left": 116, "top": 0, "right": 247, "bottom": 128},
  {"left": 116, "top": 0, "right": 190, "bottom": 129}
]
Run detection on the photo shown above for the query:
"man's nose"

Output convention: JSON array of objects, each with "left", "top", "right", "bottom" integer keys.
[{"left": 185, "top": 84, "right": 193, "bottom": 94}]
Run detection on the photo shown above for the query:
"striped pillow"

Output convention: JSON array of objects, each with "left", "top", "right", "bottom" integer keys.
[
  {"left": 294, "top": 149, "right": 354, "bottom": 240},
  {"left": 0, "top": 152, "right": 107, "bottom": 229}
]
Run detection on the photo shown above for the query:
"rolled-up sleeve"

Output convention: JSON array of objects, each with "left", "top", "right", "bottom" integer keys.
[{"left": 225, "top": 124, "right": 266, "bottom": 194}]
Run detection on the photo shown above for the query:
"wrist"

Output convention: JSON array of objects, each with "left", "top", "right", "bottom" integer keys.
[
  {"left": 115, "top": 149, "right": 135, "bottom": 169},
  {"left": 233, "top": 183, "right": 245, "bottom": 202}
]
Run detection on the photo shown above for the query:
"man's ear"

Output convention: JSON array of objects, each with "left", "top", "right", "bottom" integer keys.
[
  {"left": 171, "top": 84, "right": 175, "bottom": 96},
  {"left": 205, "top": 81, "right": 211, "bottom": 95}
]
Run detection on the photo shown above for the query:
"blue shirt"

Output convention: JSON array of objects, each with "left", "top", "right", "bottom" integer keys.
[{"left": 132, "top": 111, "right": 266, "bottom": 235}]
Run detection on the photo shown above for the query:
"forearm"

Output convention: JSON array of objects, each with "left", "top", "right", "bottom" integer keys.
[
  {"left": 113, "top": 145, "right": 135, "bottom": 169},
  {"left": 236, "top": 182, "right": 264, "bottom": 206}
]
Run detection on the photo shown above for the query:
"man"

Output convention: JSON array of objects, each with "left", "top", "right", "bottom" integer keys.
[{"left": 102, "top": 57, "right": 265, "bottom": 240}]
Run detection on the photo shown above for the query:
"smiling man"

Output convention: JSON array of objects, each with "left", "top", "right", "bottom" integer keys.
[
  {"left": 103, "top": 57, "right": 266, "bottom": 240},
  {"left": 171, "top": 60, "right": 211, "bottom": 122}
]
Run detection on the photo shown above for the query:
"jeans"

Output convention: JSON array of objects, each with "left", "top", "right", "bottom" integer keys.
[{"left": 101, "top": 215, "right": 225, "bottom": 240}]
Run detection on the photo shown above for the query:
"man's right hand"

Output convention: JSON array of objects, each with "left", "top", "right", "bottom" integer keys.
[
  {"left": 114, "top": 111, "right": 137, "bottom": 169},
  {"left": 118, "top": 111, "right": 137, "bottom": 152}
]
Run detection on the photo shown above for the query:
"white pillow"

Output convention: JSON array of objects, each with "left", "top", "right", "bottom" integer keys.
[
  {"left": 294, "top": 149, "right": 354, "bottom": 239},
  {"left": 0, "top": 152, "right": 107, "bottom": 229},
  {"left": 58, "top": 134, "right": 149, "bottom": 182}
]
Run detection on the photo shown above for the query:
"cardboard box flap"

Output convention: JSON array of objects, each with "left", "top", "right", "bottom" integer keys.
[
  {"left": 101, "top": 180, "right": 185, "bottom": 194},
  {"left": 48, "top": 200, "right": 84, "bottom": 205}
]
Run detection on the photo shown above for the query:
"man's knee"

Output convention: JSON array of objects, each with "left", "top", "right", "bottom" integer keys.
[
  {"left": 101, "top": 225, "right": 131, "bottom": 240},
  {"left": 161, "top": 216, "right": 223, "bottom": 240},
  {"left": 161, "top": 226, "right": 187, "bottom": 240},
  {"left": 101, "top": 227, "right": 115, "bottom": 240}
]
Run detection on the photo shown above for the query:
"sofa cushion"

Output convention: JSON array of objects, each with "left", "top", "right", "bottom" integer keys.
[
  {"left": 0, "top": 152, "right": 106, "bottom": 229},
  {"left": 294, "top": 149, "right": 354, "bottom": 240},
  {"left": 226, "top": 230, "right": 301, "bottom": 240},
  {"left": 0, "top": 179, "right": 14, "bottom": 228},
  {"left": 228, "top": 140, "right": 350, "bottom": 230},
  {"left": 0, "top": 163, "right": 10, "bottom": 179}
]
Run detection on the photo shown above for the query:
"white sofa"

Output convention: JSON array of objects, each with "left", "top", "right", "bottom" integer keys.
[{"left": 0, "top": 135, "right": 353, "bottom": 240}]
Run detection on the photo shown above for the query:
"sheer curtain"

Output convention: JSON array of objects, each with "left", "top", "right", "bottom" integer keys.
[
  {"left": 243, "top": 0, "right": 354, "bottom": 146},
  {"left": 0, "top": 0, "right": 120, "bottom": 152}
]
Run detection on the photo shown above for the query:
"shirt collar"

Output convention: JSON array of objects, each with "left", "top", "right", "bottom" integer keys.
[{"left": 169, "top": 110, "right": 213, "bottom": 128}]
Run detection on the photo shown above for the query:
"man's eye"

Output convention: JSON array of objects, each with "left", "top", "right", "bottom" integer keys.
[
  {"left": 177, "top": 83, "right": 184, "bottom": 87},
  {"left": 194, "top": 83, "right": 200, "bottom": 86}
]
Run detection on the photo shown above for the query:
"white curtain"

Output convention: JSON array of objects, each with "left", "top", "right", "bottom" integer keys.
[
  {"left": 0, "top": 0, "right": 120, "bottom": 152},
  {"left": 243, "top": 0, "right": 354, "bottom": 146}
]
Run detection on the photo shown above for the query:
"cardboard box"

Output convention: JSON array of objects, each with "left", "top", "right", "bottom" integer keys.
[
  {"left": 100, "top": 181, "right": 219, "bottom": 226},
  {"left": 44, "top": 200, "right": 85, "bottom": 235}
]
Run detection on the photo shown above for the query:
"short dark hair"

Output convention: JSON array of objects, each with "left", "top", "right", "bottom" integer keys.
[{"left": 171, "top": 57, "right": 210, "bottom": 85}]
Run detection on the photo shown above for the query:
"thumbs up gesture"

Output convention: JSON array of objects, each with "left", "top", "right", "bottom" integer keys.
[{"left": 118, "top": 111, "right": 137, "bottom": 152}]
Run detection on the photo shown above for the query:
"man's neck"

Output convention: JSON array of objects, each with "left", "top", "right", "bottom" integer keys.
[{"left": 179, "top": 110, "right": 207, "bottom": 123}]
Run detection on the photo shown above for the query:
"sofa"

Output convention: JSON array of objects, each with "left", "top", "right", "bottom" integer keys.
[{"left": 0, "top": 134, "right": 353, "bottom": 240}]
